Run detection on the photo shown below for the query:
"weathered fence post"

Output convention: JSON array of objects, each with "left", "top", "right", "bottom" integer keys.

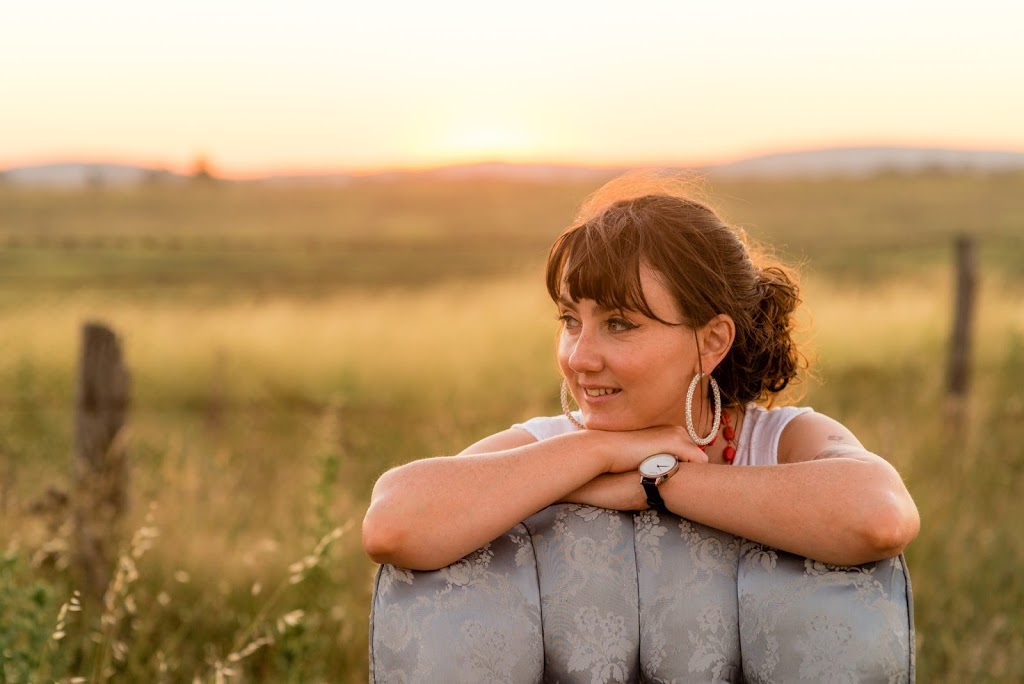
[
  {"left": 72, "top": 322, "right": 130, "bottom": 602},
  {"left": 946, "top": 235, "right": 976, "bottom": 426}
]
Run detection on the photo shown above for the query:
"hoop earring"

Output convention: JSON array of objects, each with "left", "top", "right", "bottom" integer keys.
[
  {"left": 560, "top": 379, "right": 585, "bottom": 430},
  {"left": 685, "top": 372, "right": 722, "bottom": 446}
]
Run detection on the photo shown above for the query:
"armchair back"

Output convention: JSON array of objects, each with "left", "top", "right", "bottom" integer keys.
[{"left": 370, "top": 504, "right": 914, "bottom": 683}]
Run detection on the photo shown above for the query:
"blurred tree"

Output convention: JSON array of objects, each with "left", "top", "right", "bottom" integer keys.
[{"left": 192, "top": 154, "right": 217, "bottom": 182}]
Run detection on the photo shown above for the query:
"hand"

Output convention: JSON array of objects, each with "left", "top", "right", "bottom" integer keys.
[{"left": 596, "top": 425, "right": 709, "bottom": 474}]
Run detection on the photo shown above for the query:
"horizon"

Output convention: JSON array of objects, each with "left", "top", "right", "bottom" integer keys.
[
  {"left": 8, "top": 142, "right": 1024, "bottom": 181},
  {"left": 4, "top": 2, "right": 1024, "bottom": 177}
]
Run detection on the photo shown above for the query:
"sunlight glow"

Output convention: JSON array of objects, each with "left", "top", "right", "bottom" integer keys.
[{"left": 432, "top": 124, "right": 538, "bottom": 164}]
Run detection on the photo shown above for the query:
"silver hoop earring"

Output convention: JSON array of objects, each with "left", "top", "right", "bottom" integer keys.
[
  {"left": 685, "top": 372, "right": 722, "bottom": 446},
  {"left": 560, "top": 379, "right": 586, "bottom": 430}
]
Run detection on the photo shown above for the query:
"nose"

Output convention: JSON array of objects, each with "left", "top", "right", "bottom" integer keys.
[{"left": 566, "top": 326, "right": 603, "bottom": 374}]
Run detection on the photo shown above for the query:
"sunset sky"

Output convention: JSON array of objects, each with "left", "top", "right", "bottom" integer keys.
[{"left": 3, "top": 1, "right": 1023, "bottom": 177}]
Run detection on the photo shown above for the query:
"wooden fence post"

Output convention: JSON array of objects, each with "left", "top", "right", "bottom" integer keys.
[
  {"left": 72, "top": 322, "right": 130, "bottom": 602},
  {"left": 946, "top": 236, "right": 976, "bottom": 424}
]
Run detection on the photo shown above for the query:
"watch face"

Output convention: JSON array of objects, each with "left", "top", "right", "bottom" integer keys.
[{"left": 639, "top": 453, "right": 677, "bottom": 477}]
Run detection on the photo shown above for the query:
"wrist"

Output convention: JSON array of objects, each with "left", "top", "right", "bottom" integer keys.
[
  {"left": 639, "top": 453, "right": 680, "bottom": 513},
  {"left": 572, "top": 428, "right": 618, "bottom": 474}
]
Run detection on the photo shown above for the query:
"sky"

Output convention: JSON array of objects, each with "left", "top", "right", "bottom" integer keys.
[{"left": 2, "top": 0, "right": 1023, "bottom": 177}]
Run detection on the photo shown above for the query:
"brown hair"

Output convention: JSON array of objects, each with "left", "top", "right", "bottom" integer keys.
[{"left": 545, "top": 173, "right": 806, "bottom": 407}]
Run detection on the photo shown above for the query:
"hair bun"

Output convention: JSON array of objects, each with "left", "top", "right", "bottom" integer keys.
[{"left": 750, "top": 264, "right": 803, "bottom": 396}]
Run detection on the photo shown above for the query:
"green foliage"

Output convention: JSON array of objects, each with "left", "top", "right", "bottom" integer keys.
[{"left": 0, "top": 550, "right": 65, "bottom": 683}]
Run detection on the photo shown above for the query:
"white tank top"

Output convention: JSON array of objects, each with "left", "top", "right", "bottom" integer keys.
[{"left": 511, "top": 404, "right": 813, "bottom": 466}]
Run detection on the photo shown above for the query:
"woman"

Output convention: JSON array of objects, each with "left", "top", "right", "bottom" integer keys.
[{"left": 362, "top": 174, "right": 920, "bottom": 572}]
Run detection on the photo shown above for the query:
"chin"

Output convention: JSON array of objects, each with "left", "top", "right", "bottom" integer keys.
[
  {"left": 581, "top": 414, "right": 642, "bottom": 432},
  {"left": 582, "top": 410, "right": 677, "bottom": 432}
]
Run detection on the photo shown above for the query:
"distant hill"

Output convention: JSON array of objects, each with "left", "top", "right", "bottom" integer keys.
[
  {"left": 0, "top": 162, "right": 186, "bottom": 188},
  {"left": 710, "top": 146, "right": 1024, "bottom": 178},
  {"left": 3, "top": 147, "right": 1023, "bottom": 187}
]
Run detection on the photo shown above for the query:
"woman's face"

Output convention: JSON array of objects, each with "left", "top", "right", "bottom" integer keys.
[{"left": 557, "top": 268, "right": 699, "bottom": 431}]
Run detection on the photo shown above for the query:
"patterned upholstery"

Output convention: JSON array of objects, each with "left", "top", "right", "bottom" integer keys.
[{"left": 369, "top": 504, "right": 914, "bottom": 683}]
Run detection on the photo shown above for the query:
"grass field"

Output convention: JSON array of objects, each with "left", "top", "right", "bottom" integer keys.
[{"left": 1, "top": 172, "right": 1022, "bottom": 681}]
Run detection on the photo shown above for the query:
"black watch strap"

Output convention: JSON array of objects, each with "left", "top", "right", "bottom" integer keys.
[{"left": 642, "top": 480, "right": 668, "bottom": 513}]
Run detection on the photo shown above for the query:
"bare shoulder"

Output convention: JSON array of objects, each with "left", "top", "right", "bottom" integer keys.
[
  {"left": 459, "top": 427, "right": 538, "bottom": 455},
  {"left": 777, "top": 410, "right": 874, "bottom": 464}
]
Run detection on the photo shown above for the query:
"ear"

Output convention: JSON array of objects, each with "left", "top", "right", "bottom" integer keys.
[{"left": 697, "top": 314, "right": 735, "bottom": 372}]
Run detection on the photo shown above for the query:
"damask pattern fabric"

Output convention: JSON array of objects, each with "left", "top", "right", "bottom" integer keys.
[
  {"left": 369, "top": 505, "right": 914, "bottom": 683},
  {"left": 737, "top": 542, "right": 914, "bottom": 683},
  {"left": 636, "top": 512, "right": 743, "bottom": 682},
  {"left": 522, "top": 506, "right": 641, "bottom": 682},
  {"left": 369, "top": 523, "right": 545, "bottom": 683}
]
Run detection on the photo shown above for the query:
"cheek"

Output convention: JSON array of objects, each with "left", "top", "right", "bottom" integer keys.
[
  {"left": 638, "top": 351, "right": 691, "bottom": 392},
  {"left": 556, "top": 325, "right": 582, "bottom": 352}
]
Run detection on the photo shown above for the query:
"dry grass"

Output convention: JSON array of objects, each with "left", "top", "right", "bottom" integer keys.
[{"left": 2, "top": 174, "right": 1022, "bottom": 681}]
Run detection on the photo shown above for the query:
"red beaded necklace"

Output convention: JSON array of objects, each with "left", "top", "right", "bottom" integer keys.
[{"left": 698, "top": 409, "right": 737, "bottom": 464}]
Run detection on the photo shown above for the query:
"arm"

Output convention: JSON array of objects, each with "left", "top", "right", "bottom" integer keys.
[
  {"left": 558, "top": 472, "right": 649, "bottom": 510},
  {"left": 658, "top": 412, "right": 920, "bottom": 565},
  {"left": 361, "top": 425, "right": 707, "bottom": 570}
]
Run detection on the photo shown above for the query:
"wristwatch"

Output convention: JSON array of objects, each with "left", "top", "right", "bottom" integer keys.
[{"left": 639, "top": 453, "right": 680, "bottom": 513}]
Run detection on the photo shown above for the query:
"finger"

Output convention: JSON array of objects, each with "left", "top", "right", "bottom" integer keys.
[{"left": 676, "top": 447, "right": 708, "bottom": 464}]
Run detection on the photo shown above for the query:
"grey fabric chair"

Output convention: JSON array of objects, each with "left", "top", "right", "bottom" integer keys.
[{"left": 369, "top": 504, "right": 914, "bottom": 683}]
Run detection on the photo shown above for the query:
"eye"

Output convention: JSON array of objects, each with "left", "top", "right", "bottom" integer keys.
[
  {"left": 608, "top": 316, "right": 638, "bottom": 332},
  {"left": 557, "top": 313, "right": 581, "bottom": 330}
]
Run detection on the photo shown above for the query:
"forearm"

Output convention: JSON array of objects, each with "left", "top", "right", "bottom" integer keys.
[
  {"left": 363, "top": 423, "right": 710, "bottom": 569},
  {"left": 559, "top": 472, "right": 648, "bottom": 510},
  {"left": 362, "top": 431, "right": 612, "bottom": 570},
  {"left": 660, "top": 456, "right": 919, "bottom": 565}
]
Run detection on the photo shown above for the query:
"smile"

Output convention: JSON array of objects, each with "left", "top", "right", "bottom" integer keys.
[{"left": 584, "top": 388, "right": 621, "bottom": 397}]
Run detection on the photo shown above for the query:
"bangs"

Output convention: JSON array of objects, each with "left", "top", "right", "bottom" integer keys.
[{"left": 546, "top": 220, "right": 672, "bottom": 324}]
